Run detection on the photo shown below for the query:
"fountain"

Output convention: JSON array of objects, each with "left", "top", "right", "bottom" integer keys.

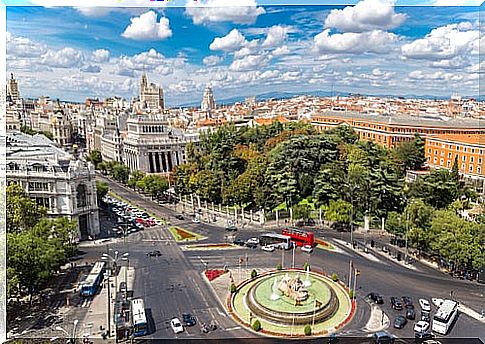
[
  {"left": 278, "top": 273, "right": 309, "bottom": 303},
  {"left": 303, "top": 266, "right": 311, "bottom": 287},
  {"left": 270, "top": 277, "right": 280, "bottom": 301}
]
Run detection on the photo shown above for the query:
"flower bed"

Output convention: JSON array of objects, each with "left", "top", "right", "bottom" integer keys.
[
  {"left": 205, "top": 269, "right": 226, "bottom": 281},
  {"left": 190, "top": 243, "right": 233, "bottom": 248},
  {"left": 315, "top": 239, "right": 336, "bottom": 250},
  {"left": 168, "top": 226, "right": 205, "bottom": 242}
]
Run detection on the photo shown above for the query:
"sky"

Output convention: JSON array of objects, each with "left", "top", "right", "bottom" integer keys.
[{"left": 5, "top": 0, "right": 482, "bottom": 106}]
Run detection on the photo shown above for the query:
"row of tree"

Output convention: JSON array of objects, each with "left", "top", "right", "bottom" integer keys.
[{"left": 7, "top": 184, "right": 78, "bottom": 300}]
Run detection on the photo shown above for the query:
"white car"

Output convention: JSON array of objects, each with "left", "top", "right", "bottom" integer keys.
[
  {"left": 301, "top": 245, "right": 313, "bottom": 253},
  {"left": 413, "top": 320, "right": 430, "bottom": 333},
  {"left": 261, "top": 245, "right": 275, "bottom": 252},
  {"left": 246, "top": 237, "right": 260, "bottom": 245},
  {"left": 431, "top": 298, "right": 444, "bottom": 307},
  {"left": 419, "top": 298, "right": 431, "bottom": 312},
  {"left": 170, "top": 317, "right": 184, "bottom": 334}
]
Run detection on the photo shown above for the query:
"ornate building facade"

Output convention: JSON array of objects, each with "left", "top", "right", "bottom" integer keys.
[
  {"left": 6, "top": 132, "right": 100, "bottom": 240},
  {"left": 140, "top": 73, "right": 164, "bottom": 110}
]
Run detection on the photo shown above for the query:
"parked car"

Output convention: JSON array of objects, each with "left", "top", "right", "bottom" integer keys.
[
  {"left": 372, "top": 331, "right": 395, "bottom": 344},
  {"left": 419, "top": 299, "right": 431, "bottom": 312},
  {"left": 170, "top": 318, "right": 184, "bottom": 334},
  {"left": 330, "top": 222, "right": 351, "bottom": 232},
  {"left": 390, "top": 297, "right": 403, "bottom": 310},
  {"left": 414, "top": 331, "right": 434, "bottom": 342},
  {"left": 147, "top": 250, "right": 162, "bottom": 257},
  {"left": 261, "top": 245, "right": 275, "bottom": 252},
  {"left": 225, "top": 225, "right": 237, "bottom": 232},
  {"left": 367, "top": 292, "right": 384, "bottom": 304},
  {"left": 393, "top": 316, "right": 407, "bottom": 329},
  {"left": 192, "top": 217, "right": 201, "bottom": 223},
  {"left": 402, "top": 296, "right": 413, "bottom": 308},
  {"left": 175, "top": 214, "right": 184, "bottom": 220},
  {"left": 406, "top": 307, "right": 416, "bottom": 320},
  {"left": 182, "top": 313, "right": 196, "bottom": 327},
  {"left": 246, "top": 242, "right": 258, "bottom": 249},
  {"left": 301, "top": 244, "right": 313, "bottom": 253},
  {"left": 413, "top": 321, "right": 430, "bottom": 333},
  {"left": 421, "top": 312, "right": 431, "bottom": 323}
]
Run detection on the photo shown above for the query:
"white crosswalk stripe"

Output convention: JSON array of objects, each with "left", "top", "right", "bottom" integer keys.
[{"left": 79, "top": 298, "right": 92, "bottom": 308}]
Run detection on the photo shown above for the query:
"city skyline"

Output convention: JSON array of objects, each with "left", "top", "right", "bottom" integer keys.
[{"left": 6, "top": 0, "right": 480, "bottom": 106}]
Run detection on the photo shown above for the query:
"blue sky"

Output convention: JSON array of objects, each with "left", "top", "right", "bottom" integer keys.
[{"left": 5, "top": 0, "right": 480, "bottom": 105}]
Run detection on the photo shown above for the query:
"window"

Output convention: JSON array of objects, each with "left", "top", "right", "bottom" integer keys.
[
  {"left": 461, "top": 163, "right": 465, "bottom": 170},
  {"left": 440, "top": 158, "right": 444, "bottom": 166},
  {"left": 479, "top": 158, "right": 482, "bottom": 164},
  {"left": 464, "top": 147, "right": 467, "bottom": 152},
  {"left": 448, "top": 152, "right": 452, "bottom": 158},
  {"left": 76, "top": 184, "right": 87, "bottom": 208},
  {"left": 434, "top": 150, "right": 438, "bottom": 155},
  {"left": 469, "top": 165, "right": 473, "bottom": 172},
  {"left": 28, "top": 182, "right": 49, "bottom": 191},
  {"left": 433, "top": 157, "right": 438, "bottom": 164},
  {"left": 470, "top": 157, "right": 474, "bottom": 163},
  {"left": 478, "top": 167, "right": 481, "bottom": 174},
  {"left": 447, "top": 160, "right": 451, "bottom": 167},
  {"left": 462, "top": 156, "right": 467, "bottom": 161}
]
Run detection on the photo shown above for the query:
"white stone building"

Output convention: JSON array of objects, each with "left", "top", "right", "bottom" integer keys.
[
  {"left": 201, "top": 85, "right": 216, "bottom": 112},
  {"left": 140, "top": 73, "right": 164, "bottom": 110},
  {"left": 6, "top": 132, "right": 100, "bottom": 240}
]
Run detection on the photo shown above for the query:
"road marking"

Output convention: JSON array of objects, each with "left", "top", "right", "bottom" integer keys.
[{"left": 225, "top": 326, "right": 241, "bottom": 331}]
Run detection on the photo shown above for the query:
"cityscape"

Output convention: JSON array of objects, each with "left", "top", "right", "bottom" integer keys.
[{"left": 2, "top": 1, "right": 485, "bottom": 343}]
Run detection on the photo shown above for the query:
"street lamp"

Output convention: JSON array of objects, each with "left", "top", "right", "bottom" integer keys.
[
  {"left": 121, "top": 256, "right": 130, "bottom": 300},
  {"left": 55, "top": 319, "right": 78, "bottom": 344},
  {"left": 101, "top": 250, "right": 129, "bottom": 339}
]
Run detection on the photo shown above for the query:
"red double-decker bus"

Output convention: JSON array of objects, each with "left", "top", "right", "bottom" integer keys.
[{"left": 281, "top": 228, "right": 315, "bottom": 247}]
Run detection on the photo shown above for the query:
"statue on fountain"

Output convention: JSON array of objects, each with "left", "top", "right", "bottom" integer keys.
[{"left": 278, "top": 273, "right": 309, "bottom": 303}]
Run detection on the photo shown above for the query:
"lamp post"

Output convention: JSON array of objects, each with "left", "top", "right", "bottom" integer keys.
[
  {"left": 102, "top": 250, "right": 129, "bottom": 340},
  {"left": 122, "top": 256, "right": 130, "bottom": 300}
]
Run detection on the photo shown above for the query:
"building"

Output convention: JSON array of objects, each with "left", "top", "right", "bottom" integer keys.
[
  {"left": 122, "top": 114, "right": 198, "bottom": 173},
  {"left": 6, "top": 132, "right": 100, "bottom": 240},
  {"left": 311, "top": 110, "right": 484, "bottom": 149},
  {"left": 7, "top": 73, "right": 20, "bottom": 103},
  {"left": 140, "top": 73, "right": 164, "bottom": 110},
  {"left": 201, "top": 85, "right": 216, "bottom": 112}
]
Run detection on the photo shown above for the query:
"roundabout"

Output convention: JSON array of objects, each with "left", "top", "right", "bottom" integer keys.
[{"left": 229, "top": 269, "right": 354, "bottom": 337}]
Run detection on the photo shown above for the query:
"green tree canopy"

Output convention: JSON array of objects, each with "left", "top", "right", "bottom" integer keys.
[
  {"left": 96, "top": 181, "right": 109, "bottom": 204},
  {"left": 87, "top": 150, "right": 103, "bottom": 169},
  {"left": 7, "top": 184, "right": 47, "bottom": 233}
]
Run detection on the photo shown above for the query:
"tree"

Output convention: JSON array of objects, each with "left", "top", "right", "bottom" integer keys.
[
  {"left": 313, "top": 161, "right": 346, "bottom": 206},
  {"left": 451, "top": 155, "right": 459, "bottom": 183},
  {"left": 193, "top": 170, "right": 222, "bottom": 203},
  {"left": 395, "top": 134, "right": 426, "bottom": 172},
  {"left": 408, "top": 169, "right": 458, "bottom": 209},
  {"left": 323, "top": 199, "right": 352, "bottom": 224},
  {"left": 292, "top": 203, "right": 312, "bottom": 221},
  {"left": 41, "top": 131, "right": 54, "bottom": 141},
  {"left": 87, "top": 150, "right": 103, "bottom": 169},
  {"left": 385, "top": 211, "right": 405, "bottom": 235},
  {"left": 304, "top": 324, "right": 312, "bottom": 336},
  {"left": 173, "top": 164, "right": 194, "bottom": 195},
  {"left": 96, "top": 181, "right": 109, "bottom": 204},
  {"left": 127, "top": 170, "right": 145, "bottom": 190},
  {"left": 20, "top": 125, "right": 36, "bottom": 135},
  {"left": 326, "top": 125, "right": 359, "bottom": 144},
  {"left": 7, "top": 184, "right": 46, "bottom": 233},
  {"left": 111, "top": 163, "right": 130, "bottom": 184},
  {"left": 141, "top": 175, "right": 169, "bottom": 199},
  {"left": 252, "top": 319, "right": 261, "bottom": 331}
]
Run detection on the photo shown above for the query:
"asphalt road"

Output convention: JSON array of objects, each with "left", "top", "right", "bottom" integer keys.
[{"left": 97, "top": 176, "right": 485, "bottom": 341}]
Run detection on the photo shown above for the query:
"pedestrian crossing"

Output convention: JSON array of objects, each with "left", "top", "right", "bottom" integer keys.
[{"left": 73, "top": 297, "right": 93, "bottom": 308}]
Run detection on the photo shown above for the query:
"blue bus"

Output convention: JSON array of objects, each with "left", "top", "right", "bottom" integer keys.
[
  {"left": 79, "top": 261, "right": 106, "bottom": 297},
  {"left": 131, "top": 298, "right": 148, "bottom": 337}
]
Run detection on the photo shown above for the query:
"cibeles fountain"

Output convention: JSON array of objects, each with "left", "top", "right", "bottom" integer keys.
[{"left": 230, "top": 269, "right": 353, "bottom": 336}]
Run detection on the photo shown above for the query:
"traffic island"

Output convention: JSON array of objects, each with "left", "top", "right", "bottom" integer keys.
[
  {"left": 168, "top": 226, "right": 206, "bottom": 242},
  {"left": 227, "top": 269, "right": 354, "bottom": 337},
  {"left": 315, "top": 239, "right": 337, "bottom": 251},
  {"left": 181, "top": 243, "right": 242, "bottom": 251}
]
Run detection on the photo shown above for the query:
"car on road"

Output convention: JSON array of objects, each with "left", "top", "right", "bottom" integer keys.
[
  {"left": 182, "top": 313, "right": 196, "bottom": 327},
  {"left": 414, "top": 320, "right": 430, "bottom": 333},
  {"left": 372, "top": 331, "right": 395, "bottom": 344},
  {"left": 261, "top": 245, "right": 275, "bottom": 252},
  {"left": 301, "top": 244, "right": 313, "bottom": 253},
  {"left": 390, "top": 297, "right": 403, "bottom": 310},
  {"left": 170, "top": 317, "right": 184, "bottom": 334},
  {"left": 393, "top": 315, "right": 407, "bottom": 329},
  {"left": 246, "top": 237, "right": 260, "bottom": 245},
  {"left": 419, "top": 299, "right": 431, "bottom": 312},
  {"left": 147, "top": 250, "right": 162, "bottom": 257},
  {"left": 366, "top": 292, "right": 384, "bottom": 304},
  {"left": 330, "top": 222, "right": 351, "bottom": 232},
  {"left": 175, "top": 214, "right": 184, "bottom": 220},
  {"left": 233, "top": 238, "right": 245, "bottom": 246},
  {"left": 402, "top": 296, "right": 413, "bottom": 308},
  {"left": 406, "top": 307, "right": 416, "bottom": 320},
  {"left": 246, "top": 242, "right": 258, "bottom": 249},
  {"left": 192, "top": 217, "right": 201, "bottom": 223},
  {"left": 225, "top": 225, "right": 237, "bottom": 232}
]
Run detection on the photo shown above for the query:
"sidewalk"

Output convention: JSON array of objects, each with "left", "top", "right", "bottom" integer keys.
[{"left": 364, "top": 304, "right": 389, "bottom": 332}]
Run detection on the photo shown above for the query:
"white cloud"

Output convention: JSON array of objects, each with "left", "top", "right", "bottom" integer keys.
[
  {"left": 401, "top": 22, "right": 478, "bottom": 61},
  {"left": 185, "top": 0, "right": 265, "bottom": 25},
  {"left": 262, "top": 25, "right": 289, "bottom": 48},
  {"left": 41, "top": 47, "right": 85, "bottom": 68},
  {"left": 203, "top": 55, "right": 223, "bottom": 66},
  {"left": 273, "top": 45, "right": 291, "bottom": 56},
  {"left": 260, "top": 70, "right": 280, "bottom": 79},
  {"left": 91, "top": 49, "right": 110, "bottom": 63},
  {"left": 313, "top": 29, "right": 399, "bottom": 54},
  {"left": 281, "top": 71, "right": 301, "bottom": 81},
  {"left": 234, "top": 47, "right": 252, "bottom": 59},
  {"left": 122, "top": 11, "right": 172, "bottom": 41},
  {"left": 408, "top": 70, "right": 463, "bottom": 81},
  {"left": 7, "top": 32, "right": 48, "bottom": 58},
  {"left": 169, "top": 80, "right": 198, "bottom": 93},
  {"left": 230, "top": 54, "right": 272, "bottom": 71},
  {"left": 432, "top": 0, "right": 480, "bottom": 5},
  {"left": 324, "top": 0, "right": 406, "bottom": 33},
  {"left": 210, "top": 29, "right": 247, "bottom": 52},
  {"left": 80, "top": 64, "right": 101, "bottom": 73},
  {"left": 156, "top": 66, "right": 174, "bottom": 76}
]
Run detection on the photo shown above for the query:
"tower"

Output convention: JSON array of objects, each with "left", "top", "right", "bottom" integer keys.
[
  {"left": 201, "top": 85, "right": 216, "bottom": 112},
  {"left": 7, "top": 73, "right": 20, "bottom": 103}
]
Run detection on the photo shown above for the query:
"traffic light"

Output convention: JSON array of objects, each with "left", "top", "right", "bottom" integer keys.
[{"left": 356, "top": 270, "right": 361, "bottom": 276}]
